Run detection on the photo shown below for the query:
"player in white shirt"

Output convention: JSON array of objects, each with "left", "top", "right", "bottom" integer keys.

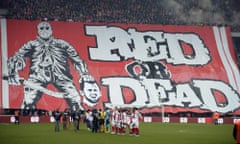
[
  {"left": 118, "top": 109, "right": 127, "bottom": 135},
  {"left": 129, "top": 107, "right": 142, "bottom": 136},
  {"left": 110, "top": 107, "right": 119, "bottom": 134}
]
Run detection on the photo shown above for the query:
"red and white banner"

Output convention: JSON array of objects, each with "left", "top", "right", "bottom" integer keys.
[{"left": 0, "top": 19, "right": 239, "bottom": 114}]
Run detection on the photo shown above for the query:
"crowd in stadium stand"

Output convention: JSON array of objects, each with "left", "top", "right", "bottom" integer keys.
[{"left": 0, "top": 0, "right": 240, "bottom": 32}]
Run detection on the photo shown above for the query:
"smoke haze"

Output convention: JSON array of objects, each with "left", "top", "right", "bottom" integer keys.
[{"left": 160, "top": 0, "right": 240, "bottom": 27}]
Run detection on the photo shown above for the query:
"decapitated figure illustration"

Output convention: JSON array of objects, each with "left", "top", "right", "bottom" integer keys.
[
  {"left": 80, "top": 80, "right": 102, "bottom": 107},
  {"left": 7, "top": 21, "right": 97, "bottom": 111}
]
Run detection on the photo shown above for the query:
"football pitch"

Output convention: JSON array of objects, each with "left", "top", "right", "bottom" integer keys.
[{"left": 0, "top": 122, "right": 234, "bottom": 144}]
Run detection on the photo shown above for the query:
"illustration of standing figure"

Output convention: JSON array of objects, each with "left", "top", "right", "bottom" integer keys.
[{"left": 7, "top": 21, "right": 94, "bottom": 111}]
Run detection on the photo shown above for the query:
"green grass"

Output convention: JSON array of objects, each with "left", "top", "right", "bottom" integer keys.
[{"left": 0, "top": 122, "right": 235, "bottom": 144}]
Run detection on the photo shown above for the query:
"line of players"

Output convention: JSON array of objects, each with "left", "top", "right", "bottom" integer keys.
[
  {"left": 85, "top": 107, "right": 143, "bottom": 136},
  {"left": 53, "top": 106, "right": 142, "bottom": 136}
]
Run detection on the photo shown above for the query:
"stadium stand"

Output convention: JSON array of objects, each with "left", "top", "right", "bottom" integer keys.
[{"left": 0, "top": 0, "right": 239, "bottom": 32}]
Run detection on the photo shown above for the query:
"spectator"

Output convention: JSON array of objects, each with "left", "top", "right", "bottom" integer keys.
[
  {"left": 62, "top": 108, "right": 69, "bottom": 130},
  {"left": 53, "top": 109, "right": 62, "bottom": 132},
  {"left": 14, "top": 110, "right": 20, "bottom": 125},
  {"left": 72, "top": 109, "right": 81, "bottom": 132}
]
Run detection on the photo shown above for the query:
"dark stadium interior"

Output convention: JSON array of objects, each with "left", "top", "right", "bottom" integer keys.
[{"left": 0, "top": 0, "right": 239, "bottom": 31}]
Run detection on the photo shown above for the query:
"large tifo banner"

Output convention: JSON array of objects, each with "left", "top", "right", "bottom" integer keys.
[{"left": 0, "top": 19, "right": 240, "bottom": 114}]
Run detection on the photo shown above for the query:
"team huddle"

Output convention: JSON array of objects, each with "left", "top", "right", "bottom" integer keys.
[
  {"left": 53, "top": 107, "right": 142, "bottom": 136},
  {"left": 85, "top": 107, "right": 143, "bottom": 136}
]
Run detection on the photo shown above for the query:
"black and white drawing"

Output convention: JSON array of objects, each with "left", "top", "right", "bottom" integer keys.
[
  {"left": 80, "top": 80, "right": 102, "bottom": 107},
  {"left": 7, "top": 21, "right": 97, "bottom": 111}
]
